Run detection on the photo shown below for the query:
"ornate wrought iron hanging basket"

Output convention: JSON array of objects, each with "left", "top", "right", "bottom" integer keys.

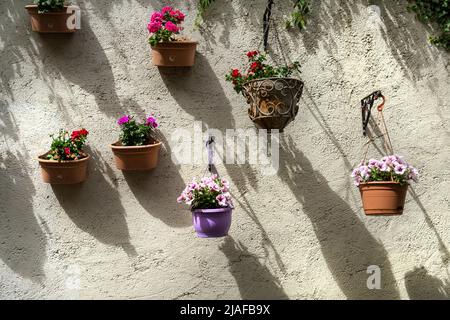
[{"left": 241, "top": 77, "right": 304, "bottom": 132}]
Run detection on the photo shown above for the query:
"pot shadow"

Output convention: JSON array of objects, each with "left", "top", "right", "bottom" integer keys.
[
  {"left": 405, "top": 266, "right": 450, "bottom": 300},
  {"left": 33, "top": 4, "right": 144, "bottom": 119},
  {"left": 122, "top": 133, "right": 191, "bottom": 228},
  {"left": 51, "top": 147, "right": 136, "bottom": 256},
  {"left": 0, "top": 150, "right": 46, "bottom": 282},
  {"left": 158, "top": 52, "right": 235, "bottom": 130},
  {"left": 158, "top": 51, "right": 259, "bottom": 191},
  {"left": 0, "top": 0, "right": 42, "bottom": 101},
  {"left": 278, "top": 135, "right": 400, "bottom": 299},
  {"left": 219, "top": 236, "right": 289, "bottom": 300}
]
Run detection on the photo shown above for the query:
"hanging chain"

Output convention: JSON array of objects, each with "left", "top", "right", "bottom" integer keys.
[{"left": 263, "top": 0, "right": 274, "bottom": 52}]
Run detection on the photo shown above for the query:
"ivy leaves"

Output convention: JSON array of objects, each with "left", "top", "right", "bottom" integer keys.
[
  {"left": 408, "top": 0, "right": 450, "bottom": 49},
  {"left": 286, "top": 0, "right": 310, "bottom": 31}
]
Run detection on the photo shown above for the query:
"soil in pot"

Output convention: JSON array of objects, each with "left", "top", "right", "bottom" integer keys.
[
  {"left": 151, "top": 41, "right": 198, "bottom": 67},
  {"left": 359, "top": 181, "right": 408, "bottom": 215},
  {"left": 25, "top": 5, "right": 77, "bottom": 33},
  {"left": 243, "top": 77, "right": 304, "bottom": 132},
  {"left": 192, "top": 207, "right": 232, "bottom": 238},
  {"left": 111, "top": 141, "right": 162, "bottom": 171},
  {"left": 38, "top": 152, "right": 90, "bottom": 184}
]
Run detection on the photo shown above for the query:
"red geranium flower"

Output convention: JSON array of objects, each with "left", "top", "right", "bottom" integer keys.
[
  {"left": 64, "top": 147, "right": 71, "bottom": 155},
  {"left": 250, "top": 61, "right": 260, "bottom": 70},
  {"left": 247, "top": 51, "right": 258, "bottom": 58},
  {"left": 231, "top": 69, "right": 241, "bottom": 78},
  {"left": 71, "top": 129, "right": 89, "bottom": 140},
  {"left": 71, "top": 130, "right": 80, "bottom": 140}
]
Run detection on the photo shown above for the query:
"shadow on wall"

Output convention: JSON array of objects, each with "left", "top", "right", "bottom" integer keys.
[
  {"left": 159, "top": 52, "right": 284, "bottom": 273},
  {"left": 0, "top": 0, "right": 40, "bottom": 101},
  {"left": 51, "top": 147, "right": 137, "bottom": 256},
  {"left": 405, "top": 266, "right": 450, "bottom": 300},
  {"left": 0, "top": 151, "right": 46, "bottom": 282},
  {"left": 159, "top": 52, "right": 235, "bottom": 130},
  {"left": 278, "top": 135, "right": 400, "bottom": 299},
  {"left": 34, "top": 15, "right": 131, "bottom": 119},
  {"left": 123, "top": 133, "right": 191, "bottom": 228},
  {"left": 282, "top": 0, "right": 442, "bottom": 81},
  {"left": 219, "top": 236, "right": 288, "bottom": 300},
  {"left": 159, "top": 52, "right": 259, "bottom": 191}
]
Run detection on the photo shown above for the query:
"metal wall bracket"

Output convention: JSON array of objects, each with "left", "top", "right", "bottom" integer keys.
[{"left": 361, "top": 90, "right": 384, "bottom": 136}]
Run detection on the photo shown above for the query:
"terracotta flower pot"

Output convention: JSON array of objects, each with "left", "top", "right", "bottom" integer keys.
[
  {"left": 25, "top": 5, "right": 77, "bottom": 33},
  {"left": 38, "top": 152, "right": 90, "bottom": 184},
  {"left": 111, "top": 141, "right": 162, "bottom": 171},
  {"left": 359, "top": 182, "right": 408, "bottom": 215},
  {"left": 151, "top": 41, "right": 198, "bottom": 67},
  {"left": 192, "top": 207, "right": 232, "bottom": 238},
  {"left": 242, "top": 77, "right": 304, "bottom": 132}
]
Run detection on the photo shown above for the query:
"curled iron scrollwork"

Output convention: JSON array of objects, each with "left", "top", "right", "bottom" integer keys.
[{"left": 242, "top": 77, "right": 304, "bottom": 131}]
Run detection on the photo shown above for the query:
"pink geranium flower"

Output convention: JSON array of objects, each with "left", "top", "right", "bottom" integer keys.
[
  {"left": 150, "top": 11, "right": 162, "bottom": 22},
  {"left": 161, "top": 6, "right": 173, "bottom": 15},
  {"left": 118, "top": 116, "right": 130, "bottom": 125},
  {"left": 148, "top": 21, "right": 162, "bottom": 33},
  {"left": 164, "top": 21, "right": 179, "bottom": 33},
  {"left": 146, "top": 116, "right": 158, "bottom": 128}
]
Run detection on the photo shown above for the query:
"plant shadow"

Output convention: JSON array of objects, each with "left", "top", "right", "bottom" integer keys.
[
  {"left": 122, "top": 133, "right": 191, "bottom": 228},
  {"left": 278, "top": 135, "right": 400, "bottom": 299},
  {"left": 219, "top": 236, "right": 289, "bottom": 300},
  {"left": 32, "top": 4, "right": 145, "bottom": 119},
  {"left": 0, "top": 150, "right": 46, "bottom": 283},
  {"left": 51, "top": 147, "right": 137, "bottom": 256},
  {"left": 405, "top": 266, "right": 450, "bottom": 300}
]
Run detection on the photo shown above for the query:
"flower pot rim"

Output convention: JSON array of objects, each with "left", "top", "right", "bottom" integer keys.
[
  {"left": 359, "top": 181, "right": 406, "bottom": 185},
  {"left": 243, "top": 77, "right": 304, "bottom": 86},
  {"left": 38, "top": 152, "right": 90, "bottom": 164},
  {"left": 192, "top": 207, "right": 233, "bottom": 213},
  {"left": 151, "top": 40, "right": 198, "bottom": 47},
  {"left": 25, "top": 4, "right": 72, "bottom": 13},
  {"left": 110, "top": 141, "right": 162, "bottom": 149}
]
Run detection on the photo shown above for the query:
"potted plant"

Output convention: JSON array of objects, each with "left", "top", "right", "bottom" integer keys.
[
  {"left": 147, "top": 6, "right": 197, "bottom": 67},
  {"left": 25, "top": 0, "right": 79, "bottom": 33},
  {"left": 38, "top": 129, "right": 90, "bottom": 184},
  {"left": 110, "top": 115, "right": 162, "bottom": 171},
  {"left": 177, "top": 175, "right": 233, "bottom": 238},
  {"left": 226, "top": 51, "right": 304, "bottom": 132},
  {"left": 352, "top": 155, "right": 419, "bottom": 215}
]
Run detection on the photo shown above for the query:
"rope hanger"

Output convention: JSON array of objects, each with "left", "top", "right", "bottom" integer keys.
[{"left": 359, "top": 91, "right": 395, "bottom": 164}]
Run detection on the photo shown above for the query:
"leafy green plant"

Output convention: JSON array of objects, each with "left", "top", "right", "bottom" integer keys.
[
  {"left": 117, "top": 115, "right": 159, "bottom": 146},
  {"left": 408, "top": 0, "right": 450, "bottom": 49},
  {"left": 34, "top": 0, "right": 65, "bottom": 13},
  {"left": 147, "top": 6, "right": 186, "bottom": 47},
  {"left": 47, "top": 129, "right": 89, "bottom": 161},
  {"left": 195, "top": 0, "right": 215, "bottom": 27},
  {"left": 286, "top": 0, "right": 310, "bottom": 30},
  {"left": 177, "top": 175, "right": 233, "bottom": 210},
  {"left": 352, "top": 155, "right": 419, "bottom": 187},
  {"left": 226, "top": 51, "right": 301, "bottom": 94}
]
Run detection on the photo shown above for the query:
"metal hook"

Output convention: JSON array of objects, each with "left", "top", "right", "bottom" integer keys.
[
  {"left": 361, "top": 90, "right": 384, "bottom": 136},
  {"left": 206, "top": 135, "right": 215, "bottom": 173}
]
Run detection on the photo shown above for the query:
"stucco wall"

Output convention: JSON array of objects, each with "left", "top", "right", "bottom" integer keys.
[{"left": 1, "top": 0, "right": 449, "bottom": 299}]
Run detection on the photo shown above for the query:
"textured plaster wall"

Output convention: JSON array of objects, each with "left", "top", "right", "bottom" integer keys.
[{"left": 1, "top": 0, "right": 450, "bottom": 300}]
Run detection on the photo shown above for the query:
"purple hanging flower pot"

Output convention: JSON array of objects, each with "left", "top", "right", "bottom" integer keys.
[{"left": 192, "top": 207, "right": 232, "bottom": 238}]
